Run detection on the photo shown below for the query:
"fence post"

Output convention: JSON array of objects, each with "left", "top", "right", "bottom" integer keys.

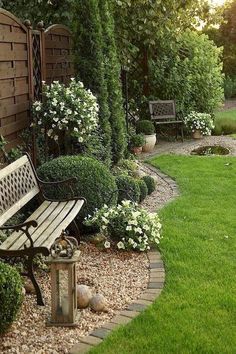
[{"left": 25, "top": 20, "right": 37, "bottom": 166}]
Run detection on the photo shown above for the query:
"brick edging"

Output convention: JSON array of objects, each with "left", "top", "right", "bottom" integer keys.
[{"left": 70, "top": 249, "right": 165, "bottom": 354}]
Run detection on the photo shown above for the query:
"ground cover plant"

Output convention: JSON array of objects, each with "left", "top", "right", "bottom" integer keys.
[
  {"left": 89, "top": 155, "right": 236, "bottom": 354},
  {"left": 214, "top": 108, "right": 236, "bottom": 135}
]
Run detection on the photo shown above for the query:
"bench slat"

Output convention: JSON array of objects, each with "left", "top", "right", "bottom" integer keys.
[
  {"left": 0, "top": 200, "right": 52, "bottom": 250},
  {"left": 41, "top": 199, "right": 84, "bottom": 249},
  {"left": 13, "top": 201, "right": 70, "bottom": 250}
]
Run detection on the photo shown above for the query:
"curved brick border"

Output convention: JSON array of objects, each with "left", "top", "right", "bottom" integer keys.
[{"left": 70, "top": 167, "right": 178, "bottom": 354}]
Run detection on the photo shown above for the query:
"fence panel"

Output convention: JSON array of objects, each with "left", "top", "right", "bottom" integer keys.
[
  {"left": 0, "top": 9, "right": 33, "bottom": 152},
  {"left": 44, "top": 24, "right": 74, "bottom": 85}
]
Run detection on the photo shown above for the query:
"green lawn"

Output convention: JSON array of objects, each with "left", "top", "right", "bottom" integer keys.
[
  {"left": 90, "top": 155, "right": 236, "bottom": 354},
  {"left": 214, "top": 108, "right": 236, "bottom": 134}
]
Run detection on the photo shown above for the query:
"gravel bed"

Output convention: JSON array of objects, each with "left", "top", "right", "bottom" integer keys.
[
  {"left": 0, "top": 243, "right": 149, "bottom": 354},
  {"left": 141, "top": 135, "right": 236, "bottom": 159},
  {"left": 139, "top": 163, "right": 178, "bottom": 212}
]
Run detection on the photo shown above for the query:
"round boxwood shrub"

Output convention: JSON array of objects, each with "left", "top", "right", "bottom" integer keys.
[
  {"left": 115, "top": 175, "right": 140, "bottom": 203},
  {"left": 0, "top": 262, "right": 23, "bottom": 334},
  {"left": 136, "top": 120, "right": 155, "bottom": 135},
  {"left": 142, "top": 175, "right": 156, "bottom": 195},
  {"left": 137, "top": 178, "right": 148, "bottom": 202},
  {"left": 37, "top": 156, "right": 117, "bottom": 222}
]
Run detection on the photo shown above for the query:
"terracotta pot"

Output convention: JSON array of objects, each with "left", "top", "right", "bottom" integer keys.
[
  {"left": 131, "top": 146, "right": 142, "bottom": 155},
  {"left": 192, "top": 130, "right": 203, "bottom": 139},
  {"left": 142, "top": 134, "right": 157, "bottom": 152}
]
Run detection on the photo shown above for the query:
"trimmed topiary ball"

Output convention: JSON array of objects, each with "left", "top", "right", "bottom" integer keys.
[
  {"left": 142, "top": 175, "right": 156, "bottom": 195},
  {"left": 0, "top": 262, "right": 23, "bottom": 334},
  {"left": 115, "top": 175, "right": 140, "bottom": 203},
  {"left": 137, "top": 178, "right": 148, "bottom": 202},
  {"left": 136, "top": 120, "right": 155, "bottom": 135},
  {"left": 37, "top": 156, "right": 117, "bottom": 221}
]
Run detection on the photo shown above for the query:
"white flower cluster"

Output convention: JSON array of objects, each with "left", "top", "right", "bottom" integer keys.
[
  {"left": 84, "top": 200, "right": 162, "bottom": 252},
  {"left": 183, "top": 111, "right": 214, "bottom": 136},
  {"left": 32, "top": 79, "right": 99, "bottom": 143}
]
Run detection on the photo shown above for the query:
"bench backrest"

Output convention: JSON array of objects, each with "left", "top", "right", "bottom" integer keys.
[
  {"left": 149, "top": 100, "right": 176, "bottom": 122},
  {"left": 0, "top": 155, "right": 40, "bottom": 226}
]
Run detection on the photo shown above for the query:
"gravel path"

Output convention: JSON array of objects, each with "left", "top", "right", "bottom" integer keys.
[{"left": 141, "top": 135, "right": 236, "bottom": 160}]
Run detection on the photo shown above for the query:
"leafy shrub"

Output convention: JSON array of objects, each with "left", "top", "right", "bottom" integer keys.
[
  {"left": 37, "top": 156, "right": 117, "bottom": 221},
  {"left": 129, "top": 134, "right": 145, "bottom": 148},
  {"left": 0, "top": 262, "right": 23, "bottom": 334},
  {"left": 137, "top": 179, "right": 148, "bottom": 202},
  {"left": 224, "top": 76, "right": 236, "bottom": 99},
  {"left": 150, "top": 30, "right": 224, "bottom": 116},
  {"left": 115, "top": 175, "right": 140, "bottom": 203},
  {"left": 112, "top": 159, "right": 139, "bottom": 177},
  {"left": 136, "top": 120, "right": 155, "bottom": 135},
  {"left": 214, "top": 118, "right": 236, "bottom": 135},
  {"left": 142, "top": 175, "right": 156, "bottom": 195},
  {"left": 84, "top": 200, "right": 162, "bottom": 251}
]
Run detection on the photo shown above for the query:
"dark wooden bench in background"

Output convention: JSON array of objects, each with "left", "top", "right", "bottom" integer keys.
[
  {"left": 149, "top": 100, "right": 184, "bottom": 141},
  {"left": 0, "top": 154, "right": 85, "bottom": 305}
]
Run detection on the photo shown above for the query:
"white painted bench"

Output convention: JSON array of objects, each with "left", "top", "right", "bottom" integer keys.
[{"left": 0, "top": 154, "right": 85, "bottom": 305}]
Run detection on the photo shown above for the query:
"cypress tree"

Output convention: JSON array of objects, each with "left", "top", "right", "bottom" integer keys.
[
  {"left": 98, "top": 0, "right": 127, "bottom": 163},
  {"left": 74, "top": 0, "right": 112, "bottom": 165}
]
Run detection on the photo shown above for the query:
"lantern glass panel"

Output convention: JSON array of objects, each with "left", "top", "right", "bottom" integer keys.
[{"left": 58, "top": 269, "right": 69, "bottom": 316}]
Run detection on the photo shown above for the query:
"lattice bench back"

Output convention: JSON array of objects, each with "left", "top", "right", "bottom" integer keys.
[
  {"left": 149, "top": 100, "right": 179, "bottom": 123},
  {"left": 0, "top": 155, "right": 39, "bottom": 226}
]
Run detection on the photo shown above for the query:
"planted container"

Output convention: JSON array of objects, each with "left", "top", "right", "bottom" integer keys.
[{"left": 136, "top": 120, "right": 156, "bottom": 152}]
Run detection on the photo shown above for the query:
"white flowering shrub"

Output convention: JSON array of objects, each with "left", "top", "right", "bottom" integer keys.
[
  {"left": 183, "top": 111, "right": 214, "bottom": 136},
  {"left": 84, "top": 200, "right": 162, "bottom": 252},
  {"left": 32, "top": 79, "right": 99, "bottom": 144}
]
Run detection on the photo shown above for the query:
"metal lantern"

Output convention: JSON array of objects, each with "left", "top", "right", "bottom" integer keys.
[{"left": 47, "top": 232, "right": 80, "bottom": 327}]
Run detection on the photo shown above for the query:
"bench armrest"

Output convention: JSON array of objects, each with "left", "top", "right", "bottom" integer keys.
[{"left": 0, "top": 220, "right": 38, "bottom": 248}]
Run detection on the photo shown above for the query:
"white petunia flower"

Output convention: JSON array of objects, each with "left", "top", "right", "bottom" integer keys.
[
  {"left": 104, "top": 241, "right": 110, "bottom": 249},
  {"left": 117, "top": 241, "right": 125, "bottom": 250}
]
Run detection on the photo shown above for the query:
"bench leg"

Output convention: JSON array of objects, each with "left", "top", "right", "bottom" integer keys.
[
  {"left": 25, "top": 255, "right": 45, "bottom": 306},
  {"left": 68, "top": 220, "right": 81, "bottom": 244},
  {"left": 181, "top": 124, "right": 184, "bottom": 142}
]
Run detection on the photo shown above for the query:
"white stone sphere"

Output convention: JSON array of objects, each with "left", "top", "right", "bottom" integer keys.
[{"left": 77, "top": 284, "right": 92, "bottom": 309}]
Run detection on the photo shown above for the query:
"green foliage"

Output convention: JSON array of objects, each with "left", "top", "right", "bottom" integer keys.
[
  {"left": 150, "top": 30, "right": 224, "bottom": 116},
  {"left": 98, "top": 0, "right": 127, "bottom": 163},
  {"left": 112, "top": 159, "right": 139, "bottom": 177},
  {"left": 137, "top": 178, "right": 148, "bottom": 202},
  {"left": 113, "top": 0, "right": 216, "bottom": 114},
  {"left": 0, "top": 0, "right": 75, "bottom": 27},
  {"left": 37, "top": 156, "right": 117, "bottom": 221},
  {"left": 74, "top": 0, "right": 112, "bottom": 165},
  {"left": 224, "top": 76, "right": 236, "bottom": 99},
  {"left": 115, "top": 175, "right": 140, "bottom": 203},
  {"left": 141, "top": 175, "right": 156, "bottom": 195},
  {"left": 0, "top": 262, "right": 23, "bottom": 334},
  {"left": 136, "top": 120, "right": 155, "bottom": 135},
  {"left": 214, "top": 108, "right": 236, "bottom": 135},
  {"left": 129, "top": 134, "right": 145, "bottom": 148}
]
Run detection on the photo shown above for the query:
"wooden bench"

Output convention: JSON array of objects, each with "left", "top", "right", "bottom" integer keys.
[
  {"left": 0, "top": 154, "right": 85, "bottom": 305},
  {"left": 149, "top": 100, "right": 184, "bottom": 141}
]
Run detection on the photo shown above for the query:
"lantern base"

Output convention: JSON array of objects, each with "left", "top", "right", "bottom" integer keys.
[{"left": 46, "top": 313, "right": 81, "bottom": 328}]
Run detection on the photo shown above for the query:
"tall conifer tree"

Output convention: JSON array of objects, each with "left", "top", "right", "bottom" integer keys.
[
  {"left": 74, "top": 0, "right": 112, "bottom": 164},
  {"left": 98, "top": 0, "right": 127, "bottom": 163}
]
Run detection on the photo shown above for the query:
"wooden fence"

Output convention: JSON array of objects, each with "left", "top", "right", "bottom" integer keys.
[{"left": 0, "top": 8, "right": 74, "bottom": 153}]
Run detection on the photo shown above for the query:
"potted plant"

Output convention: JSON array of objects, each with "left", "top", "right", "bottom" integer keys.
[
  {"left": 183, "top": 111, "right": 214, "bottom": 139},
  {"left": 129, "top": 133, "right": 145, "bottom": 155},
  {"left": 136, "top": 120, "right": 156, "bottom": 152}
]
